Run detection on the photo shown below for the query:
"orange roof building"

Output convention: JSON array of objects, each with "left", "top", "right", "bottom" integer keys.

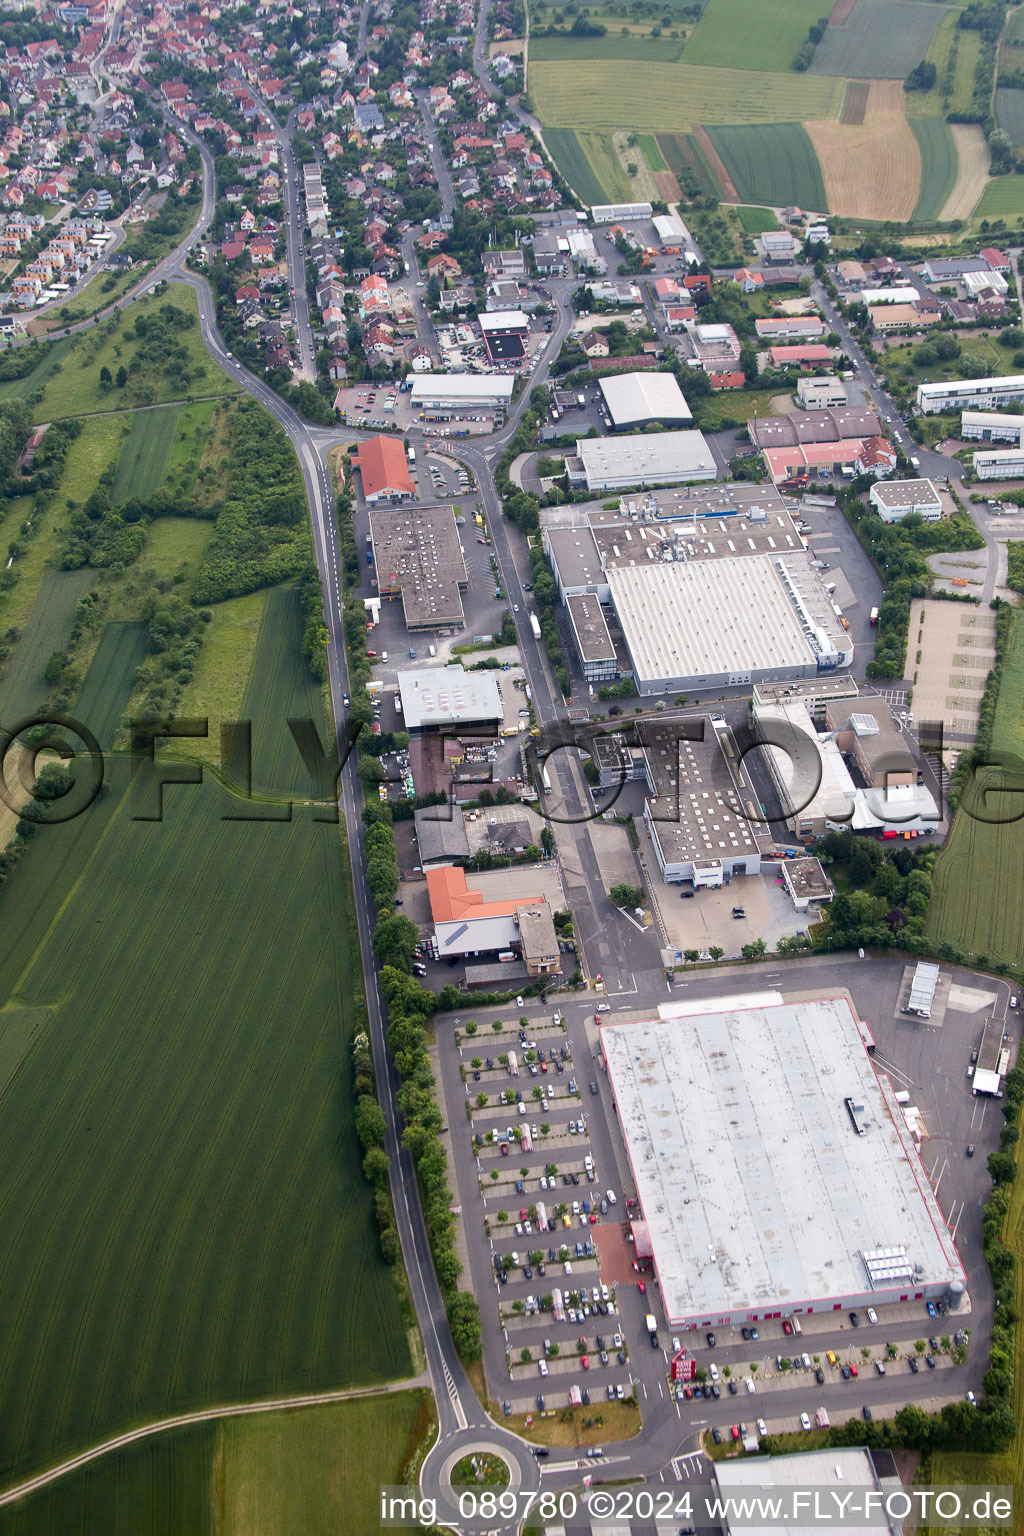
[
  {"left": 351, "top": 434, "right": 415, "bottom": 504},
  {"left": 426, "top": 865, "right": 561, "bottom": 973}
]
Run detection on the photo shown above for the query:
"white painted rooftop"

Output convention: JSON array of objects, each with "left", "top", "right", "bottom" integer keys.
[{"left": 600, "top": 998, "right": 962, "bottom": 1326}]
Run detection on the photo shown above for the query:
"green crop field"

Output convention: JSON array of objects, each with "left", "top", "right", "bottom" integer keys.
[
  {"left": 217, "top": 1391, "right": 434, "bottom": 1536},
  {"left": 529, "top": 58, "right": 843, "bottom": 130},
  {"left": 997, "top": 86, "right": 1024, "bottom": 145},
  {"left": 1006, "top": 3, "right": 1024, "bottom": 43},
  {"left": 71, "top": 622, "right": 149, "bottom": 750},
  {"left": 0, "top": 337, "right": 73, "bottom": 404},
  {"left": 529, "top": 30, "right": 685, "bottom": 61},
  {"left": 810, "top": 0, "right": 948, "bottom": 79},
  {"left": 136, "top": 518, "right": 211, "bottom": 587},
  {"left": 974, "top": 175, "right": 1024, "bottom": 220},
  {"left": 706, "top": 123, "right": 827, "bottom": 210},
  {"left": 910, "top": 118, "right": 958, "bottom": 219},
  {"left": 0, "top": 568, "right": 94, "bottom": 731},
  {"left": 638, "top": 133, "right": 667, "bottom": 171},
  {"left": 682, "top": 0, "right": 830, "bottom": 70},
  {"left": 111, "top": 406, "right": 182, "bottom": 502},
  {"left": 1, "top": 1390, "right": 435, "bottom": 1536},
  {"left": 31, "top": 285, "right": 240, "bottom": 424},
  {"left": 928, "top": 612, "right": 1024, "bottom": 968},
  {"left": 0, "top": 583, "right": 410, "bottom": 1490},
  {"left": 906, "top": 13, "right": 981, "bottom": 117},
  {"left": 543, "top": 127, "right": 631, "bottom": 202},
  {"left": 735, "top": 205, "right": 780, "bottom": 232},
  {"left": 0, "top": 1421, "right": 217, "bottom": 1536},
  {"left": 926, "top": 778, "right": 1024, "bottom": 968},
  {"left": 657, "top": 132, "right": 722, "bottom": 195}
]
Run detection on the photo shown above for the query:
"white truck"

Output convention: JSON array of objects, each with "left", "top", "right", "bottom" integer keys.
[
  {"left": 815, "top": 1406, "right": 831, "bottom": 1429},
  {"left": 536, "top": 1201, "right": 548, "bottom": 1230},
  {"left": 552, "top": 1287, "right": 566, "bottom": 1322},
  {"left": 646, "top": 1313, "right": 658, "bottom": 1337},
  {"left": 529, "top": 612, "right": 542, "bottom": 641},
  {"left": 507, "top": 1050, "right": 519, "bottom": 1077}
]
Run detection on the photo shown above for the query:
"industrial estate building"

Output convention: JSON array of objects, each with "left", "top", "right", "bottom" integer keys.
[
  {"left": 598, "top": 371, "right": 692, "bottom": 430},
  {"left": 351, "top": 435, "right": 416, "bottom": 504},
  {"left": 477, "top": 309, "right": 529, "bottom": 363},
  {"left": 396, "top": 664, "right": 503, "bottom": 731},
  {"left": 640, "top": 715, "right": 766, "bottom": 886},
  {"left": 409, "top": 373, "right": 515, "bottom": 412},
  {"left": 541, "top": 484, "right": 852, "bottom": 694},
  {"left": 712, "top": 1448, "right": 907, "bottom": 1536},
  {"left": 868, "top": 478, "right": 943, "bottom": 522},
  {"left": 425, "top": 865, "right": 561, "bottom": 973},
  {"left": 565, "top": 428, "right": 715, "bottom": 492},
  {"left": 601, "top": 995, "right": 964, "bottom": 1330},
  {"left": 973, "top": 446, "right": 1024, "bottom": 480},
  {"left": 369, "top": 503, "right": 468, "bottom": 629},
  {"left": 961, "top": 409, "right": 1024, "bottom": 443},
  {"left": 752, "top": 693, "right": 937, "bottom": 840},
  {"left": 565, "top": 593, "right": 617, "bottom": 683},
  {"left": 917, "top": 375, "right": 1024, "bottom": 413}
]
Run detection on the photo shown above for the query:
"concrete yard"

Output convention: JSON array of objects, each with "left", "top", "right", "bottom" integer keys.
[{"left": 907, "top": 598, "right": 997, "bottom": 745}]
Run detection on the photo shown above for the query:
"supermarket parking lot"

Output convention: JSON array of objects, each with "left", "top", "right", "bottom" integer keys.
[{"left": 434, "top": 955, "right": 1004, "bottom": 1444}]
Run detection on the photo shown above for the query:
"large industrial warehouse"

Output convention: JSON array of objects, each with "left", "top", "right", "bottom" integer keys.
[
  {"left": 598, "top": 371, "right": 692, "bottom": 430},
  {"left": 601, "top": 996, "right": 964, "bottom": 1330},
  {"left": 607, "top": 554, "right": 851, "bottom": 693},
  {"left": 540, "top": 485, "right": 852, "bottom": 694},
  {"left": 566, "top": 429, "right": 715, "bottom": 491}
]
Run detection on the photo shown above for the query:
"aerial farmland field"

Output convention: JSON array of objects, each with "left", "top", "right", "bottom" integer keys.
[
  {"left": 0, "top": 1390, "right": 435, "bottom": 1536},
  {"left": 706, "top": 123, "right": 827, "bottom": 210},
  {"left": 110, "top": 405, "right": 182, "bottom": 502},
  {"left": 542, "top": 128, "right": 626, "bottom": 203},
  {"left": 809, "top": 0, "right": 949, "bottom": 79},
  {"left": 528, "top": 58, "right": 843, "bottom": 131},
  {"left": 910, "top": 117, "right": 958, "bottom": 220},
  {"left": 681, "top": 0, "right": 828, "bottom": 70},
  {"left": 529, "top": 30, "right": 685, "bottom": 61},
  {"left": 973, "top": 174, "right": 1024, "bottom": 221},
  {"left": 0, "top": 583, "right": 410, "bottom": 1492},
  {"left": 996, "top": 86, "right": 1024, "bottom": 147},
  {"left": 806, "top": 81, "right": 921, "bottom": 220},
  {"left": 0, "top": 568, "right": 94, "bottom": 729}
]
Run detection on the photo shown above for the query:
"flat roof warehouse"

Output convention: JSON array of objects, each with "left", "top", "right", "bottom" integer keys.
[{"left": 601, "top": 997, "right": 963, "bottom": 1328}]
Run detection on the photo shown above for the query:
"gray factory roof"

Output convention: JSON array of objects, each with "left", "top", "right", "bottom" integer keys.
[
  {"left": 590, "top": 496, "right": 807, "bottom": 571},
  {"left": 716, "top": 1448, "right": 903, "bottom": 1535},
  {"left": 575, "top": 429, "right": 714, "bottom": 486},
  {"left": 782, "top": 856, "right": 833, "bottom": 902},
  {"left": 545, "top": 524, "right": 604, "bottom": 590},
  {"left": 566, "top": 593, "right": 616, "bottom": 663},
  {"left": 641, "top": 716, "right": 763, "bottom": 863},
  {"left": 397, "top": 665, "right": 503, "bottom": 730},
  {"left": 598, "top": 370, "right": 692, "bottom": 427},
  {"left": 369, "top": 504, "right": 468, "bottom": 629},
  {"left": 601, "top": 998, "right": 963, "bottom": 1325},
  {"left": 414, "top": 806, "right": 471, "bottom": 863},
  {"left": 606, "top": 554, "right": 842, "bottom": 684},
  {"left": 869, "top": 477, "right": 941, "bottom": 511}
]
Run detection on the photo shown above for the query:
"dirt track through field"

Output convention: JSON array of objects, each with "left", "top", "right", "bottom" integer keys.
[
  {"left": 655, "top": 169, "right": 682, "bottom": 201},
  {"left": 841, "top": 80, "right": 869, "bottom": 124},
  {"left": 807, "top": 79, "right": 920, "bottom": 218},
  {"left": 941, "top": 124, "right": 990, "bottom": 220},
  {"left": 827, "top": 0, "right": 858, "bottom": 24},
  {"left": 693, "top": 124, "right": 739, "bottom": 201}
]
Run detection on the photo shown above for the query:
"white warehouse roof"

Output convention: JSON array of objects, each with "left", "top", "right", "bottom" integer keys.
[
  {"left": 599, "top": 371, "right": 692, "bottom": 428},
  {"left": 606, "top": 554, "right": 841, "bottom": 686},
  {"left": 576, "top": 429, "right": 715, "bottom": 489},
  {"left": 410, "top": 374, "right": 515, "bottom": 402},
  {"left": 397, "top": 664, "right": 503, "bottom": 729},
  {"left": 653, "top": 213, "right": 686, "bottom": 243},
  {"left": 601, "top": 998, "right": 963, "bottom": 1327},
  {"left": 478, "top": 310, "right": 529, "bottom": 332}
]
